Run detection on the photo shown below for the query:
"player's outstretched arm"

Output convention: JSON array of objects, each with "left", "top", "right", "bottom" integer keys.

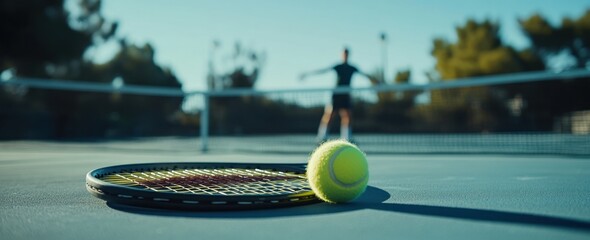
[{"left": 299, "top": 67, "right": 332, "bottom": 81}]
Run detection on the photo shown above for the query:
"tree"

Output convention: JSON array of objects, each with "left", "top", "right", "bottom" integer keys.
[
  {"left": 0, "top": 0, "right": 116, "bottom": 77},
  {"left": 204, "top": 41, "right": 271, "bottom": 134},
  {"left": 432, "top": 19, "right": 543, "bottom": 80},
  {"left": 0, "top": 0, "right": 188, "bottom": 139},
  {"left": 207, "top": 41, "right": 265, "bottom": 90},
  {"left": 517, "top": 11, "right": 590, "bottom": 130},
  {"left": 422, "top": 19, "right": 539, "bottom": 132},
  {"left": 520, "top": 10, "right": 590, "bottom": 69},
  {"left": 75, "top": 41, "right": 184, "bottom": 137},
  {"left": 372, "top": 69, "right": 417, "bottom": 132},
  {"left": 355, "top": 69, "right": 418, "bottom": 132}
]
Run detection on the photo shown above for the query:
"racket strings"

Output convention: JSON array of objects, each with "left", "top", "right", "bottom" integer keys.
[{"left": 99, "top": 168, "right": 311, "bottom": 196}]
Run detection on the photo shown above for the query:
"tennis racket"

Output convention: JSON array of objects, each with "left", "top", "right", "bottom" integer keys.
[{"left": 86, "top": 162, "right": 319, "bottom": 210}]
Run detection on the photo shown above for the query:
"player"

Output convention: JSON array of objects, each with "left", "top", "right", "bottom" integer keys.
[{"left": 300, "top": 47, "right": 373, "bottom": 142}]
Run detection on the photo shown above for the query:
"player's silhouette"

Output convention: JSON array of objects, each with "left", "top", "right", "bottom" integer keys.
[{"left": 300, "top": 48, "right": 373, "bottom": 142}]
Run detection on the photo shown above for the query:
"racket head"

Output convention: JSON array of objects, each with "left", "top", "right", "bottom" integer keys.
[{"left": 86, "top": 162, "right": 319, "bottom": 211}]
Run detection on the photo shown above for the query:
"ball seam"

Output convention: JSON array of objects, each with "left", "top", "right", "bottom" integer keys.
[{"left": 328, "top": 146, "right": 368, "bottom": 188}]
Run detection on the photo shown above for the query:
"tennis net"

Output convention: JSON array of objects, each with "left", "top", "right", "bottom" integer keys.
[{"left": 2, "top": 69, "right": 590, "bottom": 155}]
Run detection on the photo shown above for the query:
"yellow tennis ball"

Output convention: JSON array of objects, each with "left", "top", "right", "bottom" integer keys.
[{"left": 307, "top": 139, "right": 369, "bottom": 203}]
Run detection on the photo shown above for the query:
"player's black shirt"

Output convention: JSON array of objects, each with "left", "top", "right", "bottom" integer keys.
[{"left": 333, "top": 63, "right": 358, "bottom": 86}]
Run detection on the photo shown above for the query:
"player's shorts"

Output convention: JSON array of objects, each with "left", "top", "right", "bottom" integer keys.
[{"left": 332, "top": 93, "right": 352, "bottom": 110}]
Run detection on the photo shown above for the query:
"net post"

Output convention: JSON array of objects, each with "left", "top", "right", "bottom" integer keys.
[{"left": 200, "top": 93, "right": 209, "bottom": 152}]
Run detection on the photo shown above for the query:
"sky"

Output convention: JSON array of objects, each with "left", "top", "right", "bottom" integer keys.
[{"left": 89, "top": 0, "right": 590, "bottom": 92}]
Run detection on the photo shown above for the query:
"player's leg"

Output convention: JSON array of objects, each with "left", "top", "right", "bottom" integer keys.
[
  {"left": 317, "top": 104, "right": 333, "bottom": 141},
  {"left": 339, "top": 108, "right": 351, "bottom": 140}
]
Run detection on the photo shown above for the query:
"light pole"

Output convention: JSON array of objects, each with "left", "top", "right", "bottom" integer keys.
[{"left": 380, "top": 32, "right": 387, "bottom": 83}]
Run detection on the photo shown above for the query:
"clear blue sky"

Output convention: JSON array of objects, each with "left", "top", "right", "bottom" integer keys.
[{"left": 91, "top": 0, "right": 589, "bottom": 91}]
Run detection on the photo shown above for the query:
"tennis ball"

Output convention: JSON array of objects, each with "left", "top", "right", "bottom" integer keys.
[{"left": 307, "top": 139, "right": 369, "bottom": 203}]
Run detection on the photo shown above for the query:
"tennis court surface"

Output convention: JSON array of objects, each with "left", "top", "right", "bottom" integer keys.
[{"left": 1, "top": 137, "right": 589, "bottom": 240}]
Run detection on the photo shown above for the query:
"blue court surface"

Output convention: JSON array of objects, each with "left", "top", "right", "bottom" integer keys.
[{"left": 1, "top": 138, "right": 589, "bottom": 240}]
